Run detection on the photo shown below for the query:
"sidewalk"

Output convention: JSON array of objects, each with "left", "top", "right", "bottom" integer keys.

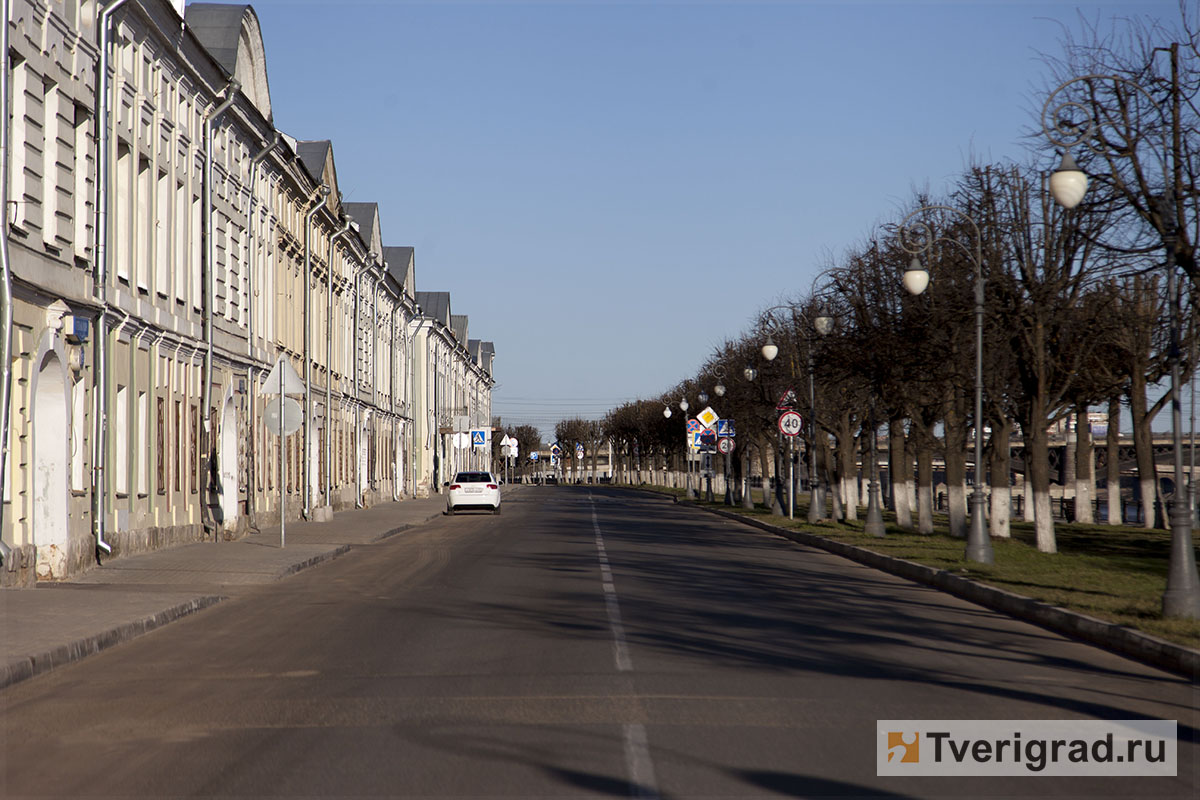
[{"left": 1, "top": 493, "right": 450, "bottom": 690}]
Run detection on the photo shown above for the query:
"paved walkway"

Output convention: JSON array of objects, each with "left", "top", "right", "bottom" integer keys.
[{"left": 1, "top": 493, "right": 452, "bottom": 690}]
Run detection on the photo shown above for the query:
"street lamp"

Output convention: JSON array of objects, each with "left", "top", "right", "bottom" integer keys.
[
  {"left": 761, "top": 304, "right": 833, "bottom": 522},
  {"left": 1042, "top": 71, "right": 1200, "bottom": 618},
  {"left": 899, "top": 207, "right": 993, "bottom": 564},
  {"left": 679, "top": 397, "right": 695, "bottom": 499}
]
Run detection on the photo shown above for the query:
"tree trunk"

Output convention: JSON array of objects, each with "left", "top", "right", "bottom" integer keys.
[
  {"left": 1026, "top": 422, "right": 1057, "bottom": 553},
  {"left": 943, "top": 400, "right": 968, "bottom": 538},
  {"left": 989, "top": 417, "right": 1012, "bottom": 538},
  {"left": 889, "top": 417, "right": 913, "bottom": 530},
  {"left": 916, "top": 438, "right": 934, "bottom": 534},
  {"left": 836, "top": 412, "right": 858, "bottom": 521},
  {"left": 1074, "top": 406, "right": 1095, "bottom": 523},
  {"left": 1107, "top": 397, "right": 1121, "bottom": 525},
  {"left": 757, "top": 439, "right": 777, "bottom": 513},
  {"left": 1128, "top": 375, "right": 1161, "bottom": 529},
  {"left": 742, "top": 448, "right": 755, "bottom": 509}
]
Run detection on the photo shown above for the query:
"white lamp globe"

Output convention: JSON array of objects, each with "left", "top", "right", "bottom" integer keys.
[
  {"left": 903, "top": 257, "right": 930, "bottom": 296},
  {"left": 1049, "top": 151, "right": 1088, "bottom": 210}
]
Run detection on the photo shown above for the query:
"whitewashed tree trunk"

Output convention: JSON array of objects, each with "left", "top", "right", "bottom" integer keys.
[{"left": 1035, "top": 486, "right": 1056, "bottom": 553}]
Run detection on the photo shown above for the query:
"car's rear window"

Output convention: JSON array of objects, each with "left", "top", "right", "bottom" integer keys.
[{"left": 454, "top": 472, "right": 492, "bottom": 484}]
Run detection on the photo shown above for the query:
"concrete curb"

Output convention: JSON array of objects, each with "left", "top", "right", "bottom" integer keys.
[
  {"left": 699, "top": 506, "right": 1200, "bottom": 682},
  {"left": 275, "top": 544, "right": 353, "bottom": 577},
  {"left": 0, "top": 595, "right": 224, "bottom": 691},
  {"left": 372, "top": 511, "right": 446, "bottom": 543}
]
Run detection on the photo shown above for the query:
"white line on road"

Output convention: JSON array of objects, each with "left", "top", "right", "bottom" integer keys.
[
  {"left": 590, "top": 496, "right": 632, "bottom": 673},
  {"left": 588, "top": 494, "right": 661, "bottom": 800},
  {"left": 624, "top": 723, "right": 660, "bottom": 799}
]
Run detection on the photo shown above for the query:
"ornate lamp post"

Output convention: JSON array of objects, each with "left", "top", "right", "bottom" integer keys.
[
  {"left": 1042, "top": 71, "right": 1200, "bottom": 618},
  {"left": 761, "top": 305, "right": 834, "bottom": 521},
  {"left": 898, "top": 208, "right": 993, "bottom": 564}
]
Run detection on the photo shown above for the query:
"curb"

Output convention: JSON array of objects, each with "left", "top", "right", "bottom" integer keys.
[
  {"left": 1, "top": 510, "right": 445, "bottom": 692},
  {"left": 372, "top": 511, "right": 446, "bottom": 543},
  {"left": 700, "top": 506, "right": 1199, "bottom": 682},
  {"left": 0, "top": 595, "right": 224, "bottom": 691}
]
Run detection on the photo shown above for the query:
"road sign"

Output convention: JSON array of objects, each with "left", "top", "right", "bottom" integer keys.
[
  {"left": 471, "top": 430, "right": 488, "bottom": 447},
  {"left": 550, "top": 443, "right": 562, "bottom": 456},
  {"left": 260, "top": 357, "right": 305, "bottom": 396},
  {"left": 530, "top": 452, "right": 539, "bottom": 461},
  {"left": 697, "top": 406, "right": 720, "bottom": 428},
  {"left": 686, "top": 419, "right": 703, "bottom": 435},
  {"left": 717, "top": 436, "right": 735, "bottom": 454},
  {"left": 263, "top": 396, "right": 302, "bottom": 436},
  {"left": 778, "top": 410, "right": 803, "bottom": 437},
  {"left": 699, "top": 429, "right": 717, "bottom": 446},
  {"left": 777, "top": 388, "right": 798, "bottom": 410},
  {"left": 716, "top": 419, "right": 735, "bottom": 437},
  {"left": 576, "top": 443, "right": 584, "bottom": 460}
]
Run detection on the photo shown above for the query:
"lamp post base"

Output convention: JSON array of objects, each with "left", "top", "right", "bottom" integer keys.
[
  {"left": 865, "top": 479, "right": 885, "bottom": 537},
  {"left": 1163, "top": 501, "right": 1200, "bottom": 619},
  {"left": 964, "top": 489, "right": 993, "bottom": 564}
]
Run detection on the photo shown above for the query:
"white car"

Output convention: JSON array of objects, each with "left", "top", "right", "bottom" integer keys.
[{"left": 446, "top": 471, "right": 502, "bottom": 515}]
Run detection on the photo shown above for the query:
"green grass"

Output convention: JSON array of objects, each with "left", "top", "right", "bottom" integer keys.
[{"left": 622, "top": 483, "right": 1200, "bottom": 649}]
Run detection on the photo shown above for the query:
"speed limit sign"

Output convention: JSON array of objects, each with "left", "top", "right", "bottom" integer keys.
[
  {"left": 717, "top": 436, "right": 735, "bottom": 455},
  {"left": 778, "top": 410, "right": 803, "bottom": 437}
]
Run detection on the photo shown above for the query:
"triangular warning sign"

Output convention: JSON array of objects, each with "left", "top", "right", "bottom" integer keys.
[{"left": 776, "top": 387, "right": 798, "bottom": 410}]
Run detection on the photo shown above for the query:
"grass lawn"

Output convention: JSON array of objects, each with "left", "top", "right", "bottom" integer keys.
[{"left": 630, "top": 484, "right": 1200, "bottom": 650}]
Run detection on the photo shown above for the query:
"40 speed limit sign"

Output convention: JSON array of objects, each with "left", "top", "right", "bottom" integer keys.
[{"left": 777, "top": 410, "right": 803, "bottom": 437}]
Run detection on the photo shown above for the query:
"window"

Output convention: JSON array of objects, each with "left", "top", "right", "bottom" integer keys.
[
  {"left": 155, "top": 170, "right": 169, "bottom": 296},
  {"left": 174, "top": 399, "right": 181, "bottom": 493},
  {"left": 71, "top": 377, "right": 85, "bottom": 491},
  {"left": 190, "top": 404, "right": 198, "bottom": 494},
  {"left": 114, "top": 142, "right": 131, "bottom": 284},
  {"left": 73, "top": 103, "right": 93, "bottom": 261},
  {"left": 156, "top": 396, "right": 165, "bottom": 494},
  {"left": 115, "top": 384, "right": 128, "bottom": 496}
]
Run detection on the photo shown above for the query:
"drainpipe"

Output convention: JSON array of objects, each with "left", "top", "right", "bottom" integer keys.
[
  {"left": 352, "top": 256, "right": 377, "bottom": 507},
  {"left": 0, "top": 0, "right": 13, "bottom": 570},
  {"left": 244, "top": 133, "right": 280, "bottom": 527},
  {"left": 90, "top": 0, "right": 133, "bottom": 560},
  {"left": 324, "top": 215, "right": 351, "bottom": 509},
  {"left": 301, "top": 184, "right": 330, "bottom": 519},
  {"left": 369, "top": 268, "right": 383, "bottom": 492},
  {"left": 201, "top": 79, "right": 239, "bottom": 541},
  {"left": 391, "top": 301, "right": 400, "bottom": 500}
]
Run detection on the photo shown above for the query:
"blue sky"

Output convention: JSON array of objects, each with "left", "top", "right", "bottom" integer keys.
[{"left": 246, "top": 0, "right": 1185, "bottom": 436}]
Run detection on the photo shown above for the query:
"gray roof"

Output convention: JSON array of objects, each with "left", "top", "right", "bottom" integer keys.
[
  {"left": 451, "top": 314, "right": 469, "bottom": 343},
  {"left": 295, "top": 140, "right": 331, "bottom": 187},
  {"left": 415, "top": 291, "right": 450, "bottom": 325},
  {"left": 184, "top": 4, "right": 248, "bottom": 76},
  {"left": 343, "top": 203, "right": 379, "bottom": 251},
  {"left": 383, "top": 246, "right": 414, "bottom": 290}
]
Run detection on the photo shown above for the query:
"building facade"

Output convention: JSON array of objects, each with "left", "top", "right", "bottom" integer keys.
[{"left": 0, "top": 0, "right": 494, "bottom": 586}]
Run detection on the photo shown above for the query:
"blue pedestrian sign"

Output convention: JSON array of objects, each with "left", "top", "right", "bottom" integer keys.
[
  {"left": 716, "top": 419, "right": 736, "bottom": 437},
  {"left": 531, "top": 452, "right": 539, "bottom": 462},
  {"left": 471, "top": 430, "right": 487, "bottom": 447}
]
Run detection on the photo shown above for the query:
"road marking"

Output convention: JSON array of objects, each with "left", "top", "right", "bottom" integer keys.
[
  {"left": 590, "top": 498, "right": 632, "bottom": 672},
  {"left": 589, "top": 495, "right": 661, "bottom": 800},
  {"left": 624, "top": 723, "right": 660, "bottom": 799}
]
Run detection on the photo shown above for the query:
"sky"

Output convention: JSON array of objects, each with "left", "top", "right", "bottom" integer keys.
[{"left": 245, "top": 0, "right": 1188, "bottom": 438}]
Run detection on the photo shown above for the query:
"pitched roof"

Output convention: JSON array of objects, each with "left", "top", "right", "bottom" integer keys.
[
  {"left": 451, "top": 314, "right": 469, "bottom": 344},
  {"left": 295, "top": 140, "right": 331, "bottom": 188},
  {"left": 415, "top": 291, "right": 451, "bottom": 326},
  {"left": 344, "top": 202, "right": 383, "bottom": 258},
  {"left": 185, "top": 4, "right": 273, "bottom": 122},
  {"left": 382, "top": 246, "right": 415, "bottom": 294}
]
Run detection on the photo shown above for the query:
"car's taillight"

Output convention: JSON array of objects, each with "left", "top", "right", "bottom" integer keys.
[
  {"left": 449, "top": 484, "right": 461, "bottom": 491},
  {"left": 487, "top": 484, "right": 498, "bottom": 490}
]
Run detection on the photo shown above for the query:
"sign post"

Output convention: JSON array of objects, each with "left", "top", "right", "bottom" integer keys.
[
  {"left": 261, "top": 356, "right": 304, "bottom": 548},
  {"left": 778, "top": 410, "right": 803, "bottom": 519}
]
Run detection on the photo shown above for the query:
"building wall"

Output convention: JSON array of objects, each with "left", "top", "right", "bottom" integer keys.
[{"left": 0, "top": 0, "right": 492, "bottom": 585}]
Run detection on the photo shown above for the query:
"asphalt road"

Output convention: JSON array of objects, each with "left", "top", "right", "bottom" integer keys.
[{"left": 1, "top": 487, "right": 1195, "bottom": 799}]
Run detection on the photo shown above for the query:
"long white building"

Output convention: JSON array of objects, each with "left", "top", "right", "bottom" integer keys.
[{"left": 0, "top": 0, "right": 494, "bottom": 586}]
